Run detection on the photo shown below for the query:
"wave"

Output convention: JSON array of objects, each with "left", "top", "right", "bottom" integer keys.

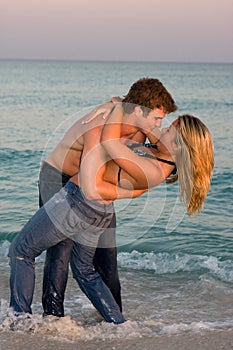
[
  {"left": 117, "top": 251, "right": 233, "bottom": 283},
  {"left": 0, "top": 147, "right": 42, "bottom": 162},
  {"left": 1, "top": 241, "right": 233, "bottom": 283}
]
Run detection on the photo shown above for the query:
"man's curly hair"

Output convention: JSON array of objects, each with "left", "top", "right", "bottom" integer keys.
[{"left": 122, "top": 77, "right": 177, "bottom": 115}]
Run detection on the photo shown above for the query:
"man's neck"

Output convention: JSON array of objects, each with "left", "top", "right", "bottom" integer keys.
[{"left": 121, "top": 113, "right": 139, "bottom": 137}]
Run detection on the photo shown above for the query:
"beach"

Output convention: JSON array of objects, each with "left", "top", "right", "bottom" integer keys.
[
  {"left": 1, "top": 329, "right": 233, "bottom": 350},
  {"left": 1, "top": 259, "right": 233, "bottom": 350}
]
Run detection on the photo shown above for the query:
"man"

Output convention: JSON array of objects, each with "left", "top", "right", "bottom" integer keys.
[{"left": 31, "top": 78, "right": 178, "bottom": 318}]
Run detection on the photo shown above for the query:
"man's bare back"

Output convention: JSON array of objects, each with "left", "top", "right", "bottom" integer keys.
[
  {"left": 44, "top": 110, "right": 146, "bottom": 180},
  {"left": 45, "top": 114, "right": 105, "bottom": 176}
]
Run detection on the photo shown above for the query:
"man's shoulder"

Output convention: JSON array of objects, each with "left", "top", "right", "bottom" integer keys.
[{"left": 62, "top": 116, "right": 105, "bottom": 149}]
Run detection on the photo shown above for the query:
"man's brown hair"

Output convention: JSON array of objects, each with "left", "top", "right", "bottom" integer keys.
[{"left": 122, "top": 77, "right": 177, "bottom": 115}]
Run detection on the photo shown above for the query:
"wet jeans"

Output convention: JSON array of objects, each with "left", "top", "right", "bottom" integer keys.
[
  {"left": 39, "top": 162, "right": 73, "bottom": 317},
  {"left": 9, "top": 182, "right": 125, "bottom": 324},
  {"left": 39, "top": 162, "right": 122, "bottom": 317}
]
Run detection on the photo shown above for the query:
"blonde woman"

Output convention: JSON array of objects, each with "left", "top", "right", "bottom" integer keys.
[{"left": 95, "top": 103, "right": 214, "bottom": 215}]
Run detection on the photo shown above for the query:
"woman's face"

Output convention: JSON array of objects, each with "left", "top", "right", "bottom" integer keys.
[{"left": 156, "top": 119, "right": 178, "bottom": 155}]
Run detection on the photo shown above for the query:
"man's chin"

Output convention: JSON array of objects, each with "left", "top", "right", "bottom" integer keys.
[{"left": 141, "top": 128, "right": 151, "bottom": 135}]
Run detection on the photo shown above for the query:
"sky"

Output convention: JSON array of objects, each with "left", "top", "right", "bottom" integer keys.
[{"left": 1, "top": 0, "right": 233, "bottom": 63}]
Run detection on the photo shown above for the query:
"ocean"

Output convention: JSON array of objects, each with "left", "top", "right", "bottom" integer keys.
[{"left": 0, "top": 59, "right": 233, "bottom": 347}]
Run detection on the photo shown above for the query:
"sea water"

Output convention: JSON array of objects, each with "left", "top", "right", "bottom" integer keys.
[{"left": 0, "top": 59, "right": 233, "bottom": 340}]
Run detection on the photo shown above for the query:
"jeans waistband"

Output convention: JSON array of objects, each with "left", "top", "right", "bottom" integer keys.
[
  {"left": 40, "top": 161, "right": 72, "bottom": 182},
  {"left": 64, "top": 181, "right": 114, "bottom": 211}
]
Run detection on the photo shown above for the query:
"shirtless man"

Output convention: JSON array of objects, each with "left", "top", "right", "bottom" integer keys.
[{"left": 37, "top": 77, "right": 177, "bottom": 317}]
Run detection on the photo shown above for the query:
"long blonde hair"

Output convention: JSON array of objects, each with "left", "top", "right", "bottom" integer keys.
[{"left": 167, "top": 114, "right": 214, "bottom": 215}]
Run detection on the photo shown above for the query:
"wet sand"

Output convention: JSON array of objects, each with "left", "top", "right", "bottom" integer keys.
[
  {"left": 1, "top": 270, "right": 233, "bottom": 350},
  {"left": 1, "top": 329, "right": 233, "bottom": 350}
]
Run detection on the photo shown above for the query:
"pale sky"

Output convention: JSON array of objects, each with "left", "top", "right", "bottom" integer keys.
[{"left": 1, "top": 0, "right": 233, "bottom": 63}]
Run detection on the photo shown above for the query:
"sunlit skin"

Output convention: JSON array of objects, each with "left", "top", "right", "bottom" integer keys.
[
  {"left": 46, "top": 104, "right": 164, "bottom": 176},
  {"left": 100, "top": 121, "right": 178, "bottom": 193},
  {"left": 74, "top": 106, "right": 177, "bottom": 202},
  {"left": 133, "top": 108, "right": 166, "bottom": 135},
  {"left": 155, "top": 119, "right": 179, "bottom": 156},
  {"left": 104, "top": 120, "right": 178, "bottom": 188},
  {"left": 45, "top": 102, "right": 168, "bottom": 202}
]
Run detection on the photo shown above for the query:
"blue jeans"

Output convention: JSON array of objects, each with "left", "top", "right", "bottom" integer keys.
[
  {"left": 39, "top": 162, "right": 122, "bottom": 317},
  {"left": 9, "top": 182, "right": 125, "bottom": 324}
]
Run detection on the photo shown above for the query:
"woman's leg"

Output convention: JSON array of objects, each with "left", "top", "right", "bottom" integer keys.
[
  {"left": 9, "top": 206, "right": 66, "bottom": 313},
  {"left": 70, "top": 241, "right": 125, "bottom": 324}
]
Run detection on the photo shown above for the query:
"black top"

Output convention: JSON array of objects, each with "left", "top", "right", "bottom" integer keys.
[{"left": 117, "top": 142, "right": 176, "bottom": 184}]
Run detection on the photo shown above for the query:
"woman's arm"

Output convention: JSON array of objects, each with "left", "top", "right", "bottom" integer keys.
[
  {"left": 101, "top": 104, "right": 165, "bottom": 189},
  {"left": 77, "top": 124, "right": 147, "bottom": 202},
  {"left": 95, "top": 180, "right": 147, "bottom": 202}
]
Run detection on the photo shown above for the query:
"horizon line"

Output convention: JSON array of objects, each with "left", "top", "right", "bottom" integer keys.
[{"left": 0, "top": 57, "right": 232, "bottom": 65}]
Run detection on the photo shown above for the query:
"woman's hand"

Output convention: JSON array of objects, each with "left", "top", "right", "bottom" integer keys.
[{"left": 82, "top": 97, "right": 122, "bottom": 124}]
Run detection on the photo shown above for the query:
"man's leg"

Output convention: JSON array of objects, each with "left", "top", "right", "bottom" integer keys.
[
  {"left": 39, "top": 162, "right": 73, "bottom": 317},
  {"left": 42, "top": 239, "right": 74, "bottom": 317}
]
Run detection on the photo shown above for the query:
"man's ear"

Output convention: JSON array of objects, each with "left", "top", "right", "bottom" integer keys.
[{"left": 134, "top": 105, "right": 143, "bottom": 117}]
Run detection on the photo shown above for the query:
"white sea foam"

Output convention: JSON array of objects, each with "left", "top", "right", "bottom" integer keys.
[
  {"left": 0, "top": 300, "right": 144, "bottom": 341},
  {"left": 158, "top": 320, "right": 232, "bottom": 335},
  {"left": 117, "top": 250, "right": 233, "bottom": 283},
  {"left": 0, "top": 241, "right": 10, "bottom": 257},
  {"left": 1, "top": 299, "right": 233, "bottom": 341},
  {"left": 1, "top": 241, "right": 233, "bottom": 283}
]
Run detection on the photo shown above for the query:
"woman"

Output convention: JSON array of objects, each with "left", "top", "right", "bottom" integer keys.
[
  {"left": 95, "top": 103, "right": 214, "bottom": 215},
  {"left": 8, "top": 103, "right": 214, "bottom": 325}
]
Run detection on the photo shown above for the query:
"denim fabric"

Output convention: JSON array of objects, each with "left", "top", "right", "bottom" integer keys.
[
  {"left": 39, "top": 162, "right": 73, "bottom": 316},
  {"left": 39, "top": 161, "right": 72, "bottom": 207},
  {"left": 9, "top": 182, "right": 124, "bottom": 323},
  {"left": 70, "top": 242, "right": 124, "bottom": 324},
  {"left": 39, "top": 162, "right": 122, "bottom": 317}
]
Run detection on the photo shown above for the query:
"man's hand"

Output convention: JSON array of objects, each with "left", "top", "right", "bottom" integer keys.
[{"left": 82, "top": 97, "right": 122, "bottom": 124}]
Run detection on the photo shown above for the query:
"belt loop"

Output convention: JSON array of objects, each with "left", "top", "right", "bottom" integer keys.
[
  {"left": 40, "top": 161, "right": 45, "bottom": 172},
  {"left": 72, "top": 184, "right": 76, "bottom": 195}
]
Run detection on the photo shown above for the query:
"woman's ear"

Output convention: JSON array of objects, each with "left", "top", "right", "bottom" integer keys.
[{"left": 171, "top": 141, "right": 179, "bottom": 155}]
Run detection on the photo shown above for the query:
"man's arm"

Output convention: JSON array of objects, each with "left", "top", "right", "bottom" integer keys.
[{"left": 82, "top": 97, "right": 122, "bottom": 124}]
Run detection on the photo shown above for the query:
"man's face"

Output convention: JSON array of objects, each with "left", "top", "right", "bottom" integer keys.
[{"left": 139, "top": 107, "right": 166, "bottom": 135}]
